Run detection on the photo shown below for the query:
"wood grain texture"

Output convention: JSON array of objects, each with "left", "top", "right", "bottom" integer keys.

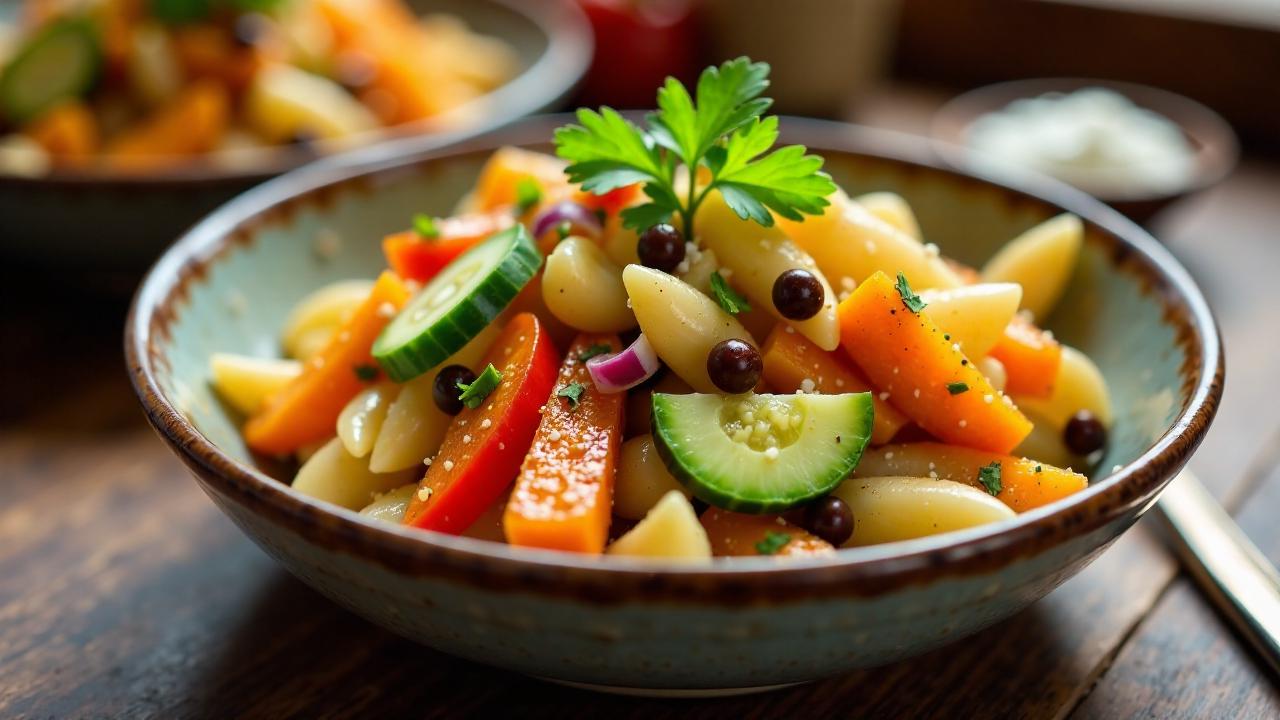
[
  {"left": 1072, "top": 460, "right": 1280, "bottom": 719},
  {"left": 3, "top": 94, "right": 1279, "bottom": 719}
]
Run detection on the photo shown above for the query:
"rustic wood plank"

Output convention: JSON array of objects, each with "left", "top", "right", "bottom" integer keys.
[{"left": 1071, "top": 454, "right": 1280, "bottom": 719}]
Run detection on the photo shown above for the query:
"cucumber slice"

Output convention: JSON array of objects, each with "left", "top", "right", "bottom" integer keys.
[
  {"left": 0, "top": 19, "right": 100, "bottom": 124},
  {"left": 373, "top": 225, "right": 540, "bottom": 382},
  {"left": 651, "top": 392, "right": 873, "bottom": 513}
]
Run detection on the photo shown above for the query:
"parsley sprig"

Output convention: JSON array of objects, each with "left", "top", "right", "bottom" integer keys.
[{"left": 553, "top": 58, "right": 836, "bottom": 236}]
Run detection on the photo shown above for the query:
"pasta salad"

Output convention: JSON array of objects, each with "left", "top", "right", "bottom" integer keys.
[
  {"left": 0, "top": 0, "right": 516, "bottom": 173},
  {"left": 210, "top": 59, "right": 1112, "bottom": 561}
]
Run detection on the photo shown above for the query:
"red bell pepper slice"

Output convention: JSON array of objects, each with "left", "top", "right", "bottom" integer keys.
[
  {"left": 402, "top": 313, "right": 560, "bottom": 533},
  {"left": 382, "top": 211, "right": 515, "bottom": 283}
]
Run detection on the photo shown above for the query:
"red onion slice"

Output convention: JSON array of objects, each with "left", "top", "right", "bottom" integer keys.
[
  {"left": 532, "top": 200, "right": 603, "bottom": 241},
  {"left": 587, "top": 334, "right": 661, "bottom": 393}
]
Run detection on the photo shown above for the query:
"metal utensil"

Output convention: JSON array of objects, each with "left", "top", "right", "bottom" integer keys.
[{"left": 1156, "top": 470, "right": 1280, "bottom": 677}]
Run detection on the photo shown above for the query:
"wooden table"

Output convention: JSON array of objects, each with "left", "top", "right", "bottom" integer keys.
[{"left": 4, "top": 97, "right": 1280, "bottom": 719}]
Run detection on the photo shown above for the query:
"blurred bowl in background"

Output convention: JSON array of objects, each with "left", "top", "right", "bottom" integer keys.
[
  {"left": 700, "top": 0, "right": 901, "bottom": 117},
  {"left": 0, "top": 0, "right": 591, "bottom": 269},
  {"left": 931, "top": 78, "right": 1238, "bottom": 224}
]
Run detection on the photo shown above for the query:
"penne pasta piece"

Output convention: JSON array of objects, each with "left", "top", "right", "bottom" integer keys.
[
  {"left": 920, "top": 283, "right": 1023, "bottom": 359},
  {"left": 542, "top": 237, "right": 636, "bottom": 332},
  {"left": 831, "top": 475, "right": 1015, "bottom": 546},
  {"left": 336, "top": 383, "right": 397, "bottom": 458},
  {"left": 359, "top": 483, "right": 418, "bottom": 524},
  {"left": 293, "top": 438, "right": 416, "bottom": 510},
  {"left": 622, "top": 264, "right": 756, "bottom": 392},
  {"left": 606, "top": 490, "right": 711, "bottom": 561},
  {"left": 855, "top": 442, "right": 1088, "bottom": 512},
  {"left": 367, "top": 322, "right": 499, "bottom": 473},
  {"left": 981, "top": 213, "right": 1083, "bottom": 321},
  {"left": 698, "top": 192, "right": 840, "bottom": 350},
  {"left": 209, "top": 353, "right": 302, "bottom": 416},
  {"left": 614, "top": 434, "right": 691, "bottom": 521},
  {"left": 280, "top": 279, "right": 375, "bottom": 360},
  {"left": 778, "top": 188, "right": 963, "bottom": 291},
  {"left": 853, "top": 191, "right": 921, "bottom": 240}
]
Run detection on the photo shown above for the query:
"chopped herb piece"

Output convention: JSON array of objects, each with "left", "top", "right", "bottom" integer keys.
[
  {"left": 577, "top": 343, "right": 612, "bottom": 362},
  {"left": 755, "top": 530, "right": 791, "bottom": 555},
  {"left": 353, "top": 364, "right": 379, "bottom": 382},
  {"left": 557, "top": 382, "right": 587, "bottom": 409},
  {"left": 515, "top": 178, "right": 542, "bottom": 215},
  {"left": 710, "top": 270, "right": 751, "bottom": 314},
  {"left": 456, "top": 363, "right": 503, "bottom": 409},
  {"left": 1035, "top": 465, "right": 1043, "bottom": 473},
  {"left": 978, "top": 461, "right": 1002, "bottom": 496},
  {"left": 412, "top": 213, "right": 439, "bottom": 239},
  {"left": 894, "top": 271, "right": 927, "bottom": 313},
  {"left": 556, "top": 221, "right": 572, "bottom": 240},
  {"left": 947, "top": 382, "right": 970, "bottom": 395},
  {"left": 943, "top": 334, "right": 951, "bottom": 341},
  {"left": 553, "top": 57, "right": 836, "bottom": 236}
]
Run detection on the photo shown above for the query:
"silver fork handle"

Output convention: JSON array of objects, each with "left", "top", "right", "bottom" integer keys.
[{"left": 1156, "top": 470, "right": 1280, "bottom": 678}]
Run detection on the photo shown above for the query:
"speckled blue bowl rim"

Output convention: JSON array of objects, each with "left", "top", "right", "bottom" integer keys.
[{"left": 125, "top": 116, "right": 1223, "bottom": 604}]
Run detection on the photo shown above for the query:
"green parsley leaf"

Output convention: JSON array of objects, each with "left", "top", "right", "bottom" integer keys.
[
  {"left": 555, "top": 221, "right": 572, "bottom": 240},
  {"left": 577, "top": 344, "right": 612, "bottom": 362},
  {"left": 709, "top": 271, "right": 751, "bottom": 314},
  {"left": 978, "top": 461, "right": 1003, "bottom": 496},
  {"left": 353, "top": 364, "right": 379, "bottom": 383},
  {"left": 557, "top": 382, "right": 587, "bottom": 409},
  {"left": 1035, "top": 465, "right": 1043, "bottom": 473},
  {"left": 515, "top": 178, "right": 543, "bottom": 215},
  {"left": 755, "top": 530, "right": 791, "bottom": 555},
  {"left": 412, "top": 213, "right": 439, "bottom": 240},
  {"left": 553, "top": 58, "right": 834, "bottom": 235},
  {"left": 457, "top": 363, "right": 503, "bottom": 409},
  {"left": 895, "top": 272, "right": 928, "bottom": 313},
  {"left": 947, "top": 382, "right": 970, "bottom": 395}
]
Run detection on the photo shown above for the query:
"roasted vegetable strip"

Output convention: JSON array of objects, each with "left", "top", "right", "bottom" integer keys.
[{"left": 503, "top": 334, "right": 625, "bottom": 553}]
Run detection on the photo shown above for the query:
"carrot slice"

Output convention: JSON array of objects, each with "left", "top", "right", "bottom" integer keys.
[
  {"left": 761, "top": 324, "right": 908, "bottom": 445},
  {"left": 838, "top": 271, "right": 1032, "bottom": 454},
  {"left": 24, "top": 101, "right": 98, "bottom": 163},
  {"left": 382, "top": 211, "right": 516, "bottom": 282},
  {"left": 989, "top": 317, "right": 1062, "bottom": 398},
  {"left": 403, "top": 313, "right": 561, "bottom": 533},
  {"left": 104, "top": 81, "right": 229, "bottom": 166},
  {"left": 245, "top": 272, "right": 410, "bottom": 455},
  {"left": 503, "top": 334, "right": 625, "bottom": 553},
  {"left": 471, "top": 146, "right": 572, "bottom": 211},
  {"left": 856, "top": 442, "right": 1087, "bottom": 512},
  {"left": 699, "top": 508, "right": 835, "bottom": 557}
]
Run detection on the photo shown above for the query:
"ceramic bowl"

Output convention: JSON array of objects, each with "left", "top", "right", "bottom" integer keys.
[
  {"left": 931, "top": 78, "right": 1239, "bottom": 225},
  {"left": 126, "top": 115, "right": 1222, "bottom": 694},
  {"left": 0, "top": 0, "right": 591, "bottom": 269}
]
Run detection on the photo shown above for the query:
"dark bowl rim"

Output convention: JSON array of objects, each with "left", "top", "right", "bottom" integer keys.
[
  {"left": 929, "top": 77, "right": 1240, "bottom": 203},
  {"left": 125, "top": 114, "right": 1223, "bottom": 603},
  {"left": 0, "top": 0, "right": 592, "bottom": 189}
]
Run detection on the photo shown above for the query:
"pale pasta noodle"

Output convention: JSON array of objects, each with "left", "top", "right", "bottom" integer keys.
[
  {"left": 832, "top": 476, "right": 1015, "bottom": 546},
  {"left": 622, "top": 264, "right": 755, "bottom": 393},
  {"left": 981, "top": 213, "right": 1083, "bottom": 321},
  {"left": 542, "top": 237, "right": 636, "bottom": 332},
  {"left": 920, "top": 283, "right": 1023, "bottom": 359},
  {"left": 699, "top": 192, "right": 839, "bottom": 351}
]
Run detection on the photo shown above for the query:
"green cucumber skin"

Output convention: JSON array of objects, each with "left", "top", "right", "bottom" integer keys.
[
  {"left": 0, "top": 19, "right": 101, "bottom": 124},
  {"left": 372, "top": 226, "right": 540, "bottom": 382},
  {"left": 651, "top": 393, "right": 874, "bottom": 514}
]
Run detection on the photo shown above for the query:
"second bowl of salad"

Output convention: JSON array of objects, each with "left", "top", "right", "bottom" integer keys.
[
  {"left": 128, "top": 58, "right": 1221, "bottom": 692},
  {"left": 0, "top": 0, "right": 590, "bottom": 266}
]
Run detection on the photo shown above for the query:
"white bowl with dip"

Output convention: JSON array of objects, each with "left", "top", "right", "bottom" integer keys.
[{"left": 931, "top": 78, "right": 1238, "bottom": 224}]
